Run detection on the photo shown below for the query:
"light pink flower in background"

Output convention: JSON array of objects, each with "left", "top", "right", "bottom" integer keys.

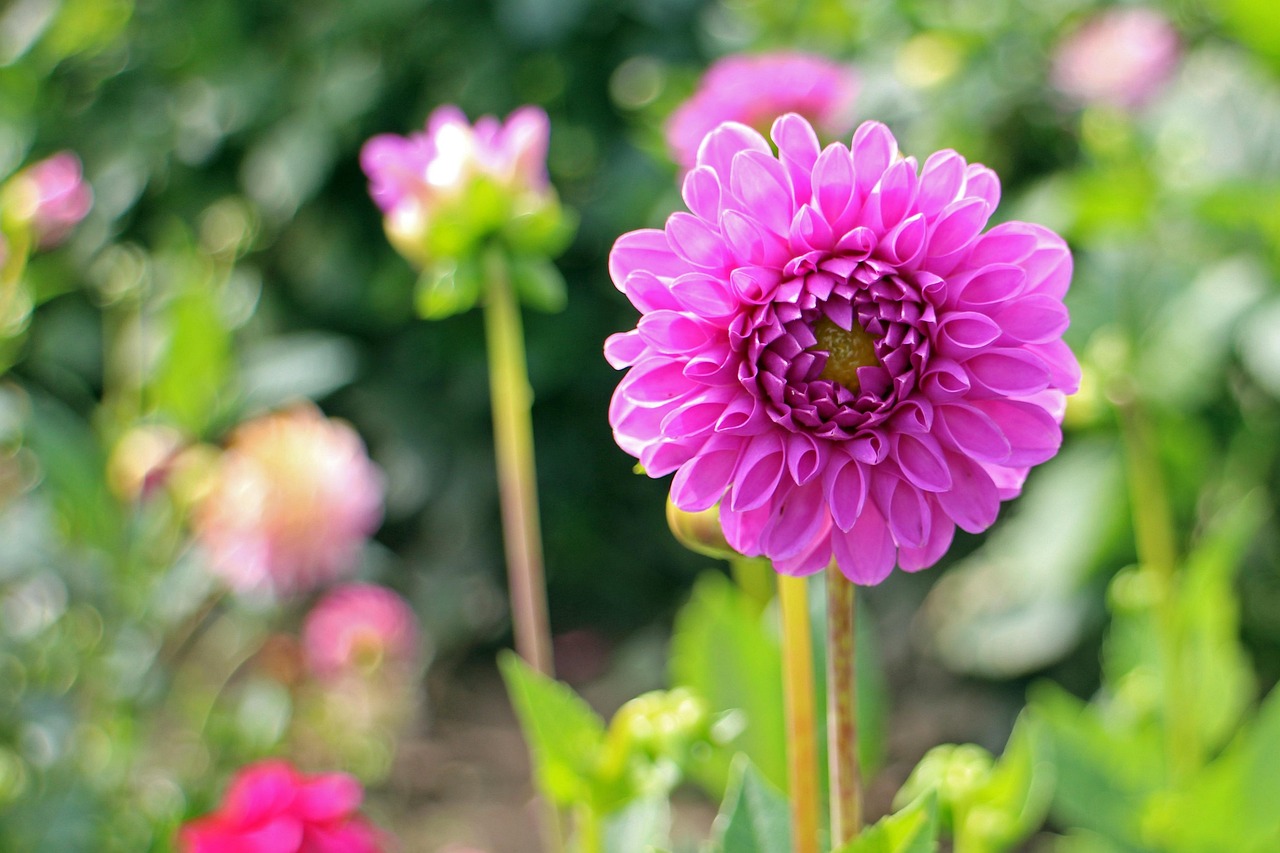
[
  {"left": 194, "top": 405, "right": 383, "bottom": 598},
  {"left": 666, "top": 52, "right": 858, "bottom": 172},
  {"left": 1051, "top": 7, "right": 1180, "bottom": 111},
  {"left": 303, "top": 583, "right": 420, "bottom": 679},
  {"left": 13, "top": 152, "right": 92, "bottom": 247},
  {"left": 361, "top": 105, "right": 552, "bottom": 261},
  {"left": 607, "top": 115, "right": 1079, "bottom": 584},
  {"left": 179, "top": 760, "right": 384, "bottom": 853}
]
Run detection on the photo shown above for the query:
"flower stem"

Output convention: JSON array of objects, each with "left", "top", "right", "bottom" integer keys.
[
  {"left": 482, "top": 246, "right": 554, "bottom": 677},
  {"left": 826, "top": 565, "right": 861, "bottom": 845},
  {"left": 778, "top": 573, "right": 820, "bottom": 853}
]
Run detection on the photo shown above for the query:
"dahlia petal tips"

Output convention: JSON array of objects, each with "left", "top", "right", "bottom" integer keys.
[{"left": 606, "top": 116, "right": 1080, "bottom": 584}]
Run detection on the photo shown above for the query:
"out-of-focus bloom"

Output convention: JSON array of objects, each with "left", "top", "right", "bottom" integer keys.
[
  {"left": 193, "top": 405, "right": 383, "bottom": 597},
  {"left": 666, "top": 53, "right": 858, "bottom": 172},
  {"left": 303, "top": 583, "right": 420, "bottom": 679},
  {"left": 361, "top": 106, "right": 574, "bottom": 316},
  {"left": 9, "top": 152, "right": 93, "bottom": 247},
  {"left": 606, "top": 116, "right": 1079, "bottom": 583},
  {"left": 1050, "top": 8, "right": 1180, "bottom": 111},
  {"left": 179, "top": 760, "right": 384, "bottom": 853},
  {"left": 107, "top": 425, "right": 185, "bottom": 502}
]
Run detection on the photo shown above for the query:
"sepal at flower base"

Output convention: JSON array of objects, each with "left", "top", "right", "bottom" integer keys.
[
  {"left": 415, "top": 256, "right": 483, "bottom": 320},
  {"left": 509, "top": 255, "right": 568, "bottom": 314}
]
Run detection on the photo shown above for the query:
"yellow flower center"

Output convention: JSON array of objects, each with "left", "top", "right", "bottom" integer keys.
[{"left": 814, "top": 317, "right": 880, "bottom": 392}]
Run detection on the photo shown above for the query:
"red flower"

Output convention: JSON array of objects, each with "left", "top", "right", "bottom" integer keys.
[{"left": 180, "top": 760, "right": 384, "bottom": 853}]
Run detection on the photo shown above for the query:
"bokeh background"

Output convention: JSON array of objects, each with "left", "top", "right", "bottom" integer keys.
[{"left": 2, "top": 0, "right": 1279, "bottom": 849}]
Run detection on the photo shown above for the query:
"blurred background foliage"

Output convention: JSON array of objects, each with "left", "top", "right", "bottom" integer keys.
[{"left": 2, "top": 0, "right": 1280, "bottom": 849}]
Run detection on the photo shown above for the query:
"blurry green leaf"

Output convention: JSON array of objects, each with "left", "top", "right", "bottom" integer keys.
[
  {"left": 604, "top": 796, "right": 670, "bottom": 853},
  {"left": 1143, "top": 686, "right": 1280, "bottom": 852},
  {"left": 240, "top": 332, "right": 359, "bottom": 408},
  {"left": 498, "top": 651, "right": 607, "bottom": 807},
  {"left": 149, "top": 269, "right": 234, "bottom": 435},
  {"left": 710, "top": 756, "right": 791, "bottom": 853},
  {"left": 1222, "top": 0, "right": 1280, "bottom": 70},
  {"left": 1032, "top": 682, "right": 1161, "bottom": 850},
  {"left": 834, "top": 791, "right": 938, "bottom": 853},
  {"left": 39, "top": 0, "right": 132, "bottom": 62},
  {"left": 963, "top": 713, "right": 1054, "bottom": 852},
  {"left": 510, "top": 256, "right": 567, "bottom": 313},
  {"left": 503, "top": 205, "right": 578, "bottom": 257},
  {"left": 415, "top": 257, "right": 482, "bottom": 320},
  {"left": 922, "top": 441, "right": 1124, "bottom": 677},
  {"left": 670, "top": 572, "right": 786, "bottom": 797},
  {"left": 1239, "top": 298, "right": 1280, "bottom": 399}
]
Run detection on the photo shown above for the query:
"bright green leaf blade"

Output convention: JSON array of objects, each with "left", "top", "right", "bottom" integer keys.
[
  {"left": 670, "top": 572, "right": 786, "bottom": 797},
  {"left": 149, "top": 265, "right": 234, "bottom": 435},
  {"left": 833, "top": 791, "right": 938, "bottom": 853},
  {"left": 711, "top": 756, "right": 791, "bottom": 853},
  {"left": 498, "top": 650, "right": 607, "bottom": 807}
]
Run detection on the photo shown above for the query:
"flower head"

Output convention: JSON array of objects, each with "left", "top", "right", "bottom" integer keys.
[
  {"left": 193, "top": 405, "right": 383, "bottom": 598},
  {"left": 606, "top": 116, "right": 1079, "bottom": 583},
  {"left": 9, "top": 152, "right": 92, "bottom": 247},
  {"left": 361, "top": 105, "right": 570, "bottom": 279},
  {"left": 1050, "top": 8, "right": 1180, "bottom": 111},
  {"left": 667, "top": 53, "right": 858, "bottom": 172},
  {"left": 179, "top": 760, "right": 384, "bottom": 853},
  {"left": 303, "top": 583, "right": 420, "bottom": 680}
]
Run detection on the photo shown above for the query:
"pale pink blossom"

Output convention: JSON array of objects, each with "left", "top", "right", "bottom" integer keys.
[
  {"left": 302, "top": 583, "right": 419, "bottom": 679},
  {"left": 1051, "top": 8, "right": 1180, "bottom": 111},
  {"left": 666, "top": 53, "right": 858, "bottom": 171},
  {"left": 15, "top": 152, "right": 92, "bottom": 247},
  {"left": 194, "top": 406, "right": 383, "bottom": 597}
]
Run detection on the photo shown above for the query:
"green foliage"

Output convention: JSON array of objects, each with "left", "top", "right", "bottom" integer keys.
[
  {"left": 833, "top": 792, "right": 939, "bottom": 853},
  {"left": 708, "top": 757, "right": 792, "bottom": 853}
]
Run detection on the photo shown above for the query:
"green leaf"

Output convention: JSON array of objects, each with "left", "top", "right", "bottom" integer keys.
[
  {"left": 960, "top": 712, "right": 1054, "bottom": 852},
  {"left": 510, "top": 256, "right": 567, "bottom": 313},
  {"left": 833, "top": 791, "right": 938, "bottom": 853},
  {"left": 604, "top": 796, "right": 670, "bottom": 853},
  {"left": 1142, "top": 686, "right": 1280, "bottom": 853},
  {"left": 1031, "top": 682, "right": 1162, "bottom": 849},
  {"left": 415, "top": 257, "right": 481, "bottom": 320},
  {"left": 149, "top": 261, "right": 234, "bottom": 436},
  {"left": 670, "top": 572, "right": 786, "bottom": 797},
  {"left": 710, "top": 756, "right": 791, "bottom": 853},
  {"left": 498, "top": 651, "right": 607, "bottom": 807}
]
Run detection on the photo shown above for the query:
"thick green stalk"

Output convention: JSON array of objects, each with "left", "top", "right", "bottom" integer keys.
[
  {"left": 1116, "top": 397, "right": 1194, "bottom": 781},
  {"left": 483, "top": 247, "right": 554, "bottom": 677},
  {"left": 778, "top": 573, "right": 820, "bottom": 853},
  {"left": 826, "top": 566, "right": 861, "bottom": 844}
]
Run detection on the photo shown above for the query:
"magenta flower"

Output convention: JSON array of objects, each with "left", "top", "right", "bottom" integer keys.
[
  {"left": 606, "top": 116, "right": 1079, "bottom": 583},
  {"left": 193, "top": 405, "right": 384, "bottom": 598},
  {"left": 666, "top": 53, "right": 858, "bottom": 172},
  {"left": 1050, "top": 8, "right": 1180, "bottom": 111},
  {"left": 13, "top": 152, "right": 92, "bottom": 247},
  {"left": 179, "top": 760, "right": 384, "bottom": 853},
  {"left": 302, "top": 583, "right": 420, "bottom": 680}
]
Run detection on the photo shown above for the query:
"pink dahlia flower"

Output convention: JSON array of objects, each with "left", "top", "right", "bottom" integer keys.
[
  {"left": 302, "top": 583, "right": 420, "bottom": 679},
  {"left": 194, "top": 406, "right": 384, "bottom": 597},
  {"left": 666, "top": 53, "right": 858, "bottom": 172},
  {"left": 1050, "top": 8, "right": 1180, "bottom": 111},
  {"left": 179, "top": 760, "right": 384, "bottom": 852},
  {"left": 12, "top": 152, "right": 92, "bottom": 248},
  {"left": 606, "top": 116, "right": 1079, "bottom": 584}
]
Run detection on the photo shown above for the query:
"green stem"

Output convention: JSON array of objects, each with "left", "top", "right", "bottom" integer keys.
[
  {"left": 574, "top": 803, "right": 602, "bottom": 853},
  {"left": 778, "top": 573, "right": 820, "bottom": 853},
  {"left": 1116, "top": 397, "right": 1194, "bottom": 781},
  {"left": 826, "top": 566, "right": 861, "bottom": 845},
  {"left": 482, "top": 247, "right": 554, "bottom": 677}
]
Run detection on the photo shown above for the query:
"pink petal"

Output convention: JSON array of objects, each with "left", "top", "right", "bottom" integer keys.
[
  {"left": 893, "top": 433, "right": 953, "bottom": 492},
  {"left": 610, "top": 229, "right": 686, "bottom": 287},
  {"left": 729, "top": 432, "right": 787, "bottom": 512},
  {"left": 989, "top": 293, "right": 1070, "bottom": 344},
  {"left": 964, "top": 349, "right": 1052, "bottom": 397},
  {"left": 964, "top": 163, "right": 1001, "bottom": 209},
  {"left": 604, "top": 331, "right": 647, "bottom": 369},
  {"left": 696, "top": 121, "right": 772, "bottom": 177},
  {"left": 771, "top": 113, "right": 822, "bottom": 206},
  {"left": 934, "top": 402, "right": 1011, "bottom": 463},
  {"left": 974, "top": 399, "right": 1063, "bottom": 466},
  {"left": 824, "top": 450, "right": 868, "bottom": 532},
  {"left": 638, "top": 309, "right": 713, "bottom": 353},
  {"left": 936, "top": 312, "right": 1002, "bottom": 358},
  {"left": 298, "top": 773, "right": 363, "bottom": 822},
  {"left": 897, "top": 508, "right": 955, "bottom": 572},
  {"left": 620, "top": 269, "right": 681, "bottom": 313},
  {"left": 786, "top": 431, "right": 827, "bottom": 485},
  {"left": 670, "top": 439, "right": 740, "bottom": 512},
  {"left": 874, "top": 473, "right": 931, "bottom": 549},
  {"left": 720, "top": 209, "right": 789, "bottom": 267},
  {"left": 669, "top": 272, "right": 739, "bottom": 318},
  {"left": 852, "top": 121, "right": 897, "bottom": 198},
  {"left": 877, "top": 213, "right": 927, "bottom": 267},
  {"left": 920, "top": 357, "right": 972, "bottom": 401},
  {"left": 814, "top": 143, "right": 856, "bottom": 224},
  {"left": 730, "top": 149, "right": 795, "bottom": 236},
  {"left": 666, "top": 212, "right": 730, "bottom": 271},
  {"left": 955, "top": 264, "right": 1027, "bottom": 306},
  {"left": 1031, "top": 338, "right": 1082, "bottom": 393},
  {"left": 682, "top": 166, "right": 723, "bottom": 222},
  {"left": 762, "top": 479, "right": 831, "bottom": 561},
  {"left": 916, "top": 150, "right": 967, "bottom": 217},
  {"left": 831, "top": 501, "right": 896, "bottom": 585},
  {"left": 869, "top": 157, "right": 918, "bottom": 229},
  {"left": 927, "top": 197, "right": 990, "bottom": 258},
  {"left": 937, "top": 452, "right": 1000, "bottom": 533}
]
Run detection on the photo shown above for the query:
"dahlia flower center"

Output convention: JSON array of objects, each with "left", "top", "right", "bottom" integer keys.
[{"left": 813, "top": 316, "right": 880, "bottom": 392}]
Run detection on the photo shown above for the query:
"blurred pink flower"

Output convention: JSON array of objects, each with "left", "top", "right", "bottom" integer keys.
[
  {"left": 194, "top": 405, "right": 383, "bottom": 597},
  {"left": 179, "top": 760, "right": 384, "bottom": 853},
  {"left": 14, "top": 152, "right": 92, "bottom": 247},
  {"left": 666, "top": 52, "right": 858, "bottom": 172},
  {"left": 361, "top": 105, "right": 552, "bottom": 262},
  {"left": 1051, "top": 8, "right": 1180, "bottom": 111},
  {"left": 606, "top": 116, "right": 1079, "bottom": 583},
  {"left": 303, "top": 583, "right": 420, "bottom": 679}
]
